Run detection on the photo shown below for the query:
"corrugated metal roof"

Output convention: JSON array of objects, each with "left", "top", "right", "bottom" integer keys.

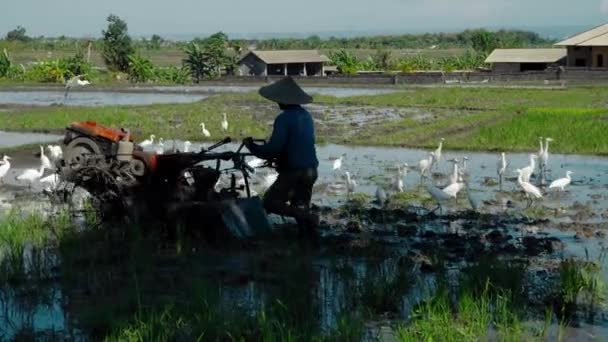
[
  {"left": 555, "top": 23, "right": 608, "bottom": 46},
  {"left": 485, "top": 49, "right": 566, "bottom": 63},
  {"left": 244, "top": 50, "right": 330, "bottom": 64}
]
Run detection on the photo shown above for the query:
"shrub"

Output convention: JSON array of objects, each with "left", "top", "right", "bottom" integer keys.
[{"left": 127, "top": 54, "right": 154, "bottom": 83}]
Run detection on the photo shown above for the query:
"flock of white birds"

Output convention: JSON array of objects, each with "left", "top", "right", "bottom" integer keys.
[
  {"left": 0, "top": 106, "right": 574, "bottom": 216},
  {"left": 330, "top": 136, "right": 573, "bottom": 212},
  {"left": 0, "top": 145, "right": 63, "bottom": 191}
]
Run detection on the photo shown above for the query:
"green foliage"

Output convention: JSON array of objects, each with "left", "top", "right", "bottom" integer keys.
[
  {"left": 0, "top": 48, "right": 11, "bottom": 77},
  {"left": 102, "top": 14, "right": 134, "bottom": 72},
  {"left": 471, "top": 29, "right": 498, "bottom": 53},
  {"left": 182, "top": 43, "right": 212, "bottom": 82},
  {"left": 127, "top": 54, "right": 155, "bottom": 83},
  {"left": 63, "top": 49, "right": 93, "bottom": 78},
  {"left": 5, "top": 26, "right": 30, "bottom": 42},
  {"left": 25, "top": 59, "right": 68, "bottom": 83},
  {"left": 154, "top": 65, "right": 189, "bottom": 84},
  {"left": 460, "top": 108, "right": 608, "bottom": 154},
  {"left": 328, "top": 50, "right": 360, "bottom": 74},
  {"left": 253, "top": 29, "right": 553, "bottom": 50},
  {"left": 372, "top": 49, "right": 393, "bottom": 70},
  {"left": 148, "top": 34, "right": 163, "bottom": 50},
  {"left": 559, "top": 258, "right": 606, "bottom": 312},
  {"left": 396, "top": 282, "right": 530, "bottom": 341}
]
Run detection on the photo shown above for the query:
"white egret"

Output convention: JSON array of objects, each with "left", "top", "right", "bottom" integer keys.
[
  {"left": 418, "top": 152, "right": 435, "bottom": 180},
  {"left": 221, "top": 113, "right": 229, "bottom": 132},
  {"left": 540, "top": 137, "right": 554, "bottom": 180},
  {"left": 333, "top": 154, "right": 346, "bottom": 171},
  {"left": 375, "top": 186, "right": 388, "bottom": 206},
  {"left": 520, "top": 154, "right": 537, "bottom": 183},
  {"left": 515, "top": 169, "right": 543, "bottom": 207},
  {"left": 433, "top": 138, "right": 445, "bottom": 169},
  {"left": 497, "top": 152, "right": 507, "bottom": 190},
  {"left": 200, "top": 122, "right": 211, "bottom": 138},
  {"left": 393, "top": 168, "right": 404, "bottom": 192},
  {"left": 155, "top": 138, "right": 165, "bottom": 155},
  {"left": 46, "top": 145, "right": 63, "bottom": 162},
  {"left": 40, "top": 173, "right": 59, "bottom": 191},
  {"left": 0, "top": 155, "right": 11, "bottom": 183},
  {"left": 64, "top": 74, "right": 90, "bottom": 100},
  {"left": 183, "top": 141, "right": 192, "bottom": 153},
  {"left": 442, "top": 182, "right": 465, "bottom": 198},
  {"left": 39, "top": 146, "right": 52, "bottom": 170},
  {"left": 425, "top": 181, "right": 461, "bottom": 213},
  {"left": 140, "top": 134, "right": 155, "bottom": 148},
  {"left": 459, "top": 156, "right": 469, "bottom": 180},
  {"left": 17, "top": 165, "right": 45, "bottom": 188},
  {"left": 344, "top": 171, "right": 357, "bottom": 198},
  {"left": 538, "top": 137, "right": 544, "bottom": 159},
  {"left": 448, "top": 158, "right": 459, "bottom": 185},
  {"left": 549, "top": 171, "right": 573, "bottom": 192}
]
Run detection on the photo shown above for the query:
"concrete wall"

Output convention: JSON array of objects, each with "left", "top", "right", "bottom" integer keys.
[{"left": 218, "top": 68, "right": 608, "bottom": 86}]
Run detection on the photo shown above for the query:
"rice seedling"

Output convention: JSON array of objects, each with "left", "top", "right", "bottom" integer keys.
[
  {"left": 558, "top": 255, "right": 606, "bottom": 318},
  {"left": 455, "top": 108, "right": 608, "bottom": 155},
  {"left": 395, "top": 281, "right": 530, "bottom": 342}
]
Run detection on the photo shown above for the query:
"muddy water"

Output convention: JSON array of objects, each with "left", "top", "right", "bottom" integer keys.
[
  {"left": 2, "top": 140, "right": 608, "bottom": 339},
  {"left": 0, "top": 90, "right": 209, "bottom": 107},
  {"left": 0, "top": 131, "right": 63, "bottom": 149},
  {"left": 148, "top": 85, "right": 400, "bottom": 97},
  {"left": 0, "top": 86, "right": 397, "bottom": 107}
]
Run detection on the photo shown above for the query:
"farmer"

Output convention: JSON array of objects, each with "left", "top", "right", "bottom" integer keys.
[{"left": 244, "top": 77, "right": 320, "bottom": 229}]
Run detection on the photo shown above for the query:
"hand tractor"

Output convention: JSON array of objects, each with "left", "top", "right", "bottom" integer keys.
[{"left": 54, "top": 121, "right": 272, "bottom": 240}]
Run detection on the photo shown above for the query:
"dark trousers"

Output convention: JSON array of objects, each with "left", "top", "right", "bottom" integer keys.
[{"left": 263, "top": 168, "right": 318, "bottom": 218}]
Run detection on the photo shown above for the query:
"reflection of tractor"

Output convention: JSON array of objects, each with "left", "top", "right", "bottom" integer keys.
[{"left": 56, "top": 121, "right": 271, "bottom": 240}]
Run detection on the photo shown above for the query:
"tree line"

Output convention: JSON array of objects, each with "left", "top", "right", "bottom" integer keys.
[{"left": 0, "top": 17, "right": 558, "bottom": 83}]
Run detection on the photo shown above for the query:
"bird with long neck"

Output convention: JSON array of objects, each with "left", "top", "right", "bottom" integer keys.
[
  {"left": 449, "top": 158, "right": 459, "bottom": 185},
  {"left": 515, "top": 168, "right": 543, "bottom": 208},
  {"left": 418, "top": 152, "right": 435, "bottom": 180},
  {"left": 0, "top": 155, "right": 11, "bottom": 183},
  {"left": 17, "top": 165, "right": 45, "bottom": 188},
  {"left": 221, "top": 113, "right": 228, "bottom": 133},
  {"left": 433, "top": 138, "right": 445, "bottom": 169},
  {"left": 540, "top": 137, "right": 554, "bottom": 183},
  {"left": 549, "top": 170, "right": 572, "bottom": 192},
  {"left": 520, "top": 154, "right": 537, "bottom": 183},
  {"left": 497, "top": 152, "right": 507, "bottom": 191}
]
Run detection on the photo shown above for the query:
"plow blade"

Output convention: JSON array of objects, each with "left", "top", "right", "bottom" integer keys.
[{"left": 218, "top": 197, "right": 272, "bottom": 239}]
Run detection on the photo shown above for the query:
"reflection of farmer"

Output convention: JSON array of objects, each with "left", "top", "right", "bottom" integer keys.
[{"left": 244, "top": 77, "right": 320, "bottom": 229}]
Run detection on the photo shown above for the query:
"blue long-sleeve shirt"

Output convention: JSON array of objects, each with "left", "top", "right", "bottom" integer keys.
[{"left": 248, "top": 106, "right": 319, "bottom": 172}]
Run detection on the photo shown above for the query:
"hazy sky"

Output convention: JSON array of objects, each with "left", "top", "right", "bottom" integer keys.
[{"left": 2, "top": 0, "right": 607, "bottom": 38}]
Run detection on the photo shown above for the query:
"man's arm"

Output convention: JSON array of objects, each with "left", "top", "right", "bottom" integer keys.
[{"left": 248, "top": 115, "right": 288, "bottom": 159}]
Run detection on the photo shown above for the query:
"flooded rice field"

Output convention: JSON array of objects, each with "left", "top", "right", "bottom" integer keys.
[
  {"left": 0, "top": 130, "right": 63, "bottom": 149},
  {"left": 0, "top": 86, "right": 398, "bottom": 108},
  {"left": 146, "top": 85, "right": 400, "bottom": 97},
  {"left": 0, "top": 90, "right": 209, "bottom": 107},
  {"left": 1, "top": 136, "right": 608, "bottom": 340}
]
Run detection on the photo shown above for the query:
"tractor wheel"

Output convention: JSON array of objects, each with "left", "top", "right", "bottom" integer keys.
[{"left": 63, "top": 137, "right": 107, "bottom": 173}]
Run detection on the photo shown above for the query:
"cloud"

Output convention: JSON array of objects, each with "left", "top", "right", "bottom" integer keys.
[{"left": 602, "top": 0, "right": 608, "bottom": 13}]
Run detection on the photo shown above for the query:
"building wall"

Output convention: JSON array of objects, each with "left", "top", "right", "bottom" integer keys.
[
  {"left": 238, "top": 54, "right": 267, "bottom": 76},
  {"left": 240, "top": 58, "right": 325, "bottom": 76},
  {"left": 566, "top": 46, "right": 592, "bottom": 67},
  {"left": 591, "top": 46, "right": 608, "bottom": 67}
]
